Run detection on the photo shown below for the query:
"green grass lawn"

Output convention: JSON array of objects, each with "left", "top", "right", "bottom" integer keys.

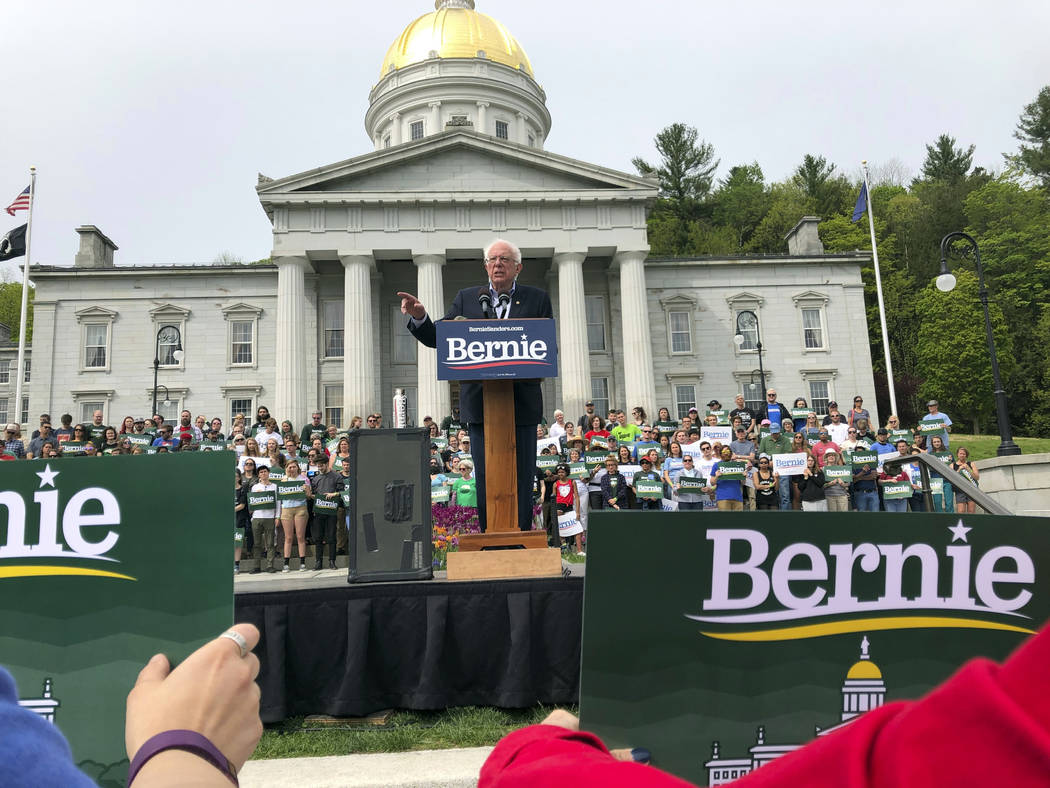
[
  {"left": 949, "top": 434, "right": 1050, "bottom": 461},
  {"left": 253, "top": 705, "right": 568, "bottom": 760}
]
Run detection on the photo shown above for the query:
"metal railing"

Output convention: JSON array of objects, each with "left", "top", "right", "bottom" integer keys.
[{"left": 881, "top": 452, "right": 1011, "bottom": 516}]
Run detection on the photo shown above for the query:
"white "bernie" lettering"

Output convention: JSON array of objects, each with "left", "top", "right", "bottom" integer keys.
[
  {"left": 0, "top": 488, "right": 122, "bottom": 561},
  {"left": 446, "top": 338, "right": 547, "bottom": 364}
]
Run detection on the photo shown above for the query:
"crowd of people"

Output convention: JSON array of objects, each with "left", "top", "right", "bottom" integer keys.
[{"left": 2, "top": 391, "right": 981, "bottom": 567}]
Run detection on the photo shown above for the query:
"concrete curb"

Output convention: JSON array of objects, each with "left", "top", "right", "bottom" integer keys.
[{"left": 240, "top": 746, "right": 494, "bottom": 787}]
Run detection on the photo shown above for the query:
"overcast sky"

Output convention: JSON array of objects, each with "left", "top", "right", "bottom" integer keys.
[{"left": 3, "top": 0, "right": 1048, "bottom": 274}]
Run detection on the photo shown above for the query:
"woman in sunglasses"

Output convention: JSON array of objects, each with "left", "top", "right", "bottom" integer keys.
[{"left": 753, "top": 454, "right": 780, "bottom": 510}]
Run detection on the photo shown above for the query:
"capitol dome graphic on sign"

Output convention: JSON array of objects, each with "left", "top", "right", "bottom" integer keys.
[{"left": 704, "top": 636, "right": 887, "bottom": 786}]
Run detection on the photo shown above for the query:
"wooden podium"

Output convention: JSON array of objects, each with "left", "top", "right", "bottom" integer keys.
[{"left": 438, "top": 319, "right": 562, "bottom": 581}]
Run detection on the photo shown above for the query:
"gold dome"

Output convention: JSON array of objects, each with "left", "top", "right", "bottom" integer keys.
[
  {"left": 379, "top": 0, "right": 534, "bottom": 80},
  {"left": 845, "top": 660, "right": 882, "bottom": 680}
]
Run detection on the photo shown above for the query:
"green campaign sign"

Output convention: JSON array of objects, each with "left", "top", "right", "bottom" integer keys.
[
  {"left": 125, "top": 434, "right": 152, "bottom": 447},
  {"left": 678, "top": 475, "right": 707, "bottom": 492},
  {"left": 585, "top": 451, "right": 608, "bottom": 469},
  {"left": 635, "top": 478, "right": 663, "bottom": 499},
  {"left": 313, "top": 497, "right": 339, "bottom": 512},
  {"left": 61, "top": 441, "right": 89, "bottom": 455},
  {"left": 714, "top": 461, "right": 746, "bottom": 481},
  {"left": 790, "top": 408, "right": 811, "bottom": 420},
  {"left": 0, "top": 453, "right": 231, "bottom": 785},
  {"left": 431, "top": 436, "right": 448, "bottom": 450},
  {"left": 431, "top": 486, "right": 450, "bottom": 503},
  {"left": 708, "top": 410, "right": 729, "bottom": 425},
  {"left": 589, "top": 435, "right": 609, "bottom": 450},
  {"left": 880, "top": 480, "right": 913, "bottom": 499},
  {"left": 340, "top": 490, "right": 351, "bottom": 508},
  {"left": 580, "top": 511, "right": 1050, "bottom": 786},
  {"left": 536, "top": 455, "right": 560, "bottom": 471},
  {"left": 568, "top": 461, "right": 587, "bottom": 480},
  {"left": 199, "top": 440, "right": 226, "bottom": 451},
  {"left": 277, "top": 479, "right": 305, "bottom": 499},
  {"left": 933, "top": 451, "right": 954, "bottom": 465},
  {"left": 247, "top": 490, "right": 276, "bottom": 511},
  {"left": 890, "top": 429, "right": 912, "bottom": 444},
  {"left": 823, "top": 464, "right": 852, "bottom": 481},
  {"left": 918, "top": 418, "right": 947, "bottom": 438},
  {"left": 851, "top": 450, "right": 878, "bottom": 468},
  {"left": 655, "top": 421, "right": 678, "bottom": 436}
]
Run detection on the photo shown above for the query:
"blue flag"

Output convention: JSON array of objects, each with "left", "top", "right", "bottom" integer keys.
[{"left": 851, "top": 182, "right": 867, "bottom": 223}]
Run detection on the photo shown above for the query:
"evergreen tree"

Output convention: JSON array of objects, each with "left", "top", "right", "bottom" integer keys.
[
  {"left": 1009, "top": 85, "right": 1050, "bottom": 190},
  {"left": 917, "top": 134, "right": 974, "bottom": 183},
  {"left": 632, "top": 123, "right": 719, "bottom": 215}
]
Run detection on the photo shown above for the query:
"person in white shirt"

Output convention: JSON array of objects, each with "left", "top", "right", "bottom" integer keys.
[
  {"left": 548, "top": 410, "right": 567, "bottom": 443},
  {"left": 825, "top": 410, "right": 850, "bottom": 445},
  {"left": 248, "top": 466, "right": 279, "bottom": 573}
]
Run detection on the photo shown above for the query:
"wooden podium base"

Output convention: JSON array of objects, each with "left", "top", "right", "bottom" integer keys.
[
  {"left": 446, "top": 547, "right": 562, "bottom": 581},
  {"left": 457, "top": 531, "right": 549, "bottom": 552}
]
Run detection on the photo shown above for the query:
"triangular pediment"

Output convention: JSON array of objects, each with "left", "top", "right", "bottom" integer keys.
[{"left": 257, "top": 131, "right": 658, "bottom": 200}]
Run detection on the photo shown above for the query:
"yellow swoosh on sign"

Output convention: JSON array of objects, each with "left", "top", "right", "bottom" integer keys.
[
  {"left": 700, "top": 616, "right": 1036, "bottom": 641},
  {"left": 0, "top": 566, "right": 137, "bottom": 581}
]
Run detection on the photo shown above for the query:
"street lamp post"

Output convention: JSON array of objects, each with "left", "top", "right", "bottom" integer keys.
[
  {"left": 936, "top": 232, "right": 1021, "bottom": 457},
  {"left": 734, "top": 310, "right": 767, "bottom": 396},
  {"left": 152, "top": 325, "right": 184, "bottom": 419}
]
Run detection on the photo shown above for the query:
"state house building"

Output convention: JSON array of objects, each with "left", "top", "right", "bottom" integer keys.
[{"left": 20, "top": 0, "right": 878, "bottom": 431}]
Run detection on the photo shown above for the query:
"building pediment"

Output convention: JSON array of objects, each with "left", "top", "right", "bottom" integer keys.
[
  {"left": 257, "top": 131, "right": 658, "bottom": 203},
  {"left": 74, "top": 306, "right": 118, "bottom": 323}
]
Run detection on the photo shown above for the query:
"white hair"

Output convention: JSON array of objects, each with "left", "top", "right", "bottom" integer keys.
[
  {"left": 553, "top": 409, "right": 564, "bottom": 418},
  {"left": 484, "top": 238, "right": 521, "bottom": 264}
]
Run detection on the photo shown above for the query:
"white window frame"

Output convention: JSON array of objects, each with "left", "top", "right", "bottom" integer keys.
[
  {"left": 222, "top": 303, "right": 263, "bottom": 370},
  {"left": 221, "top": 385, "right": 263, "bottom": 427},
  {"left": 23, "top": 358, "right": 30, "bottom": 383},
  {"left": 323, "top": 384, "right": 343, "bottom": 429},
  {"left": 0, "top": 398, "right": 7, "bottom": 423},
  {"left": 322, "top": 300, "right": 344, "bottom": 359},
  {"left": 20, "top": 396, "right": 28, "bottom": 425},
  {"left": 141, "top": 386, "right": 188, "bottom": 425},
  {"left": 808, "top": 380, "right": 831, "bottom": 417},
  {"left": 660, "top": 294, "right": 697, "bottom": 357},
  {"left": 799, "top": 369, "right": 837, "bottom": 419},
  {"left": 391, "top": 305, "right": 417, "bottom": 365},
  {"left": 586, "top": 295, "right": 607, "bottom": 353},
  {"left": 793, "top": 291, "right": 830, "bottom": 353},
  {"left": 590, "top": 377, "right": 610, "bottom": 417},
  {"left": 409, "top": 120, "right": 424, "bottom": 140},
  {"left": 495, "top": 119, "right": 509, "bottom": 140},
  {"left": 72, "top": 390, "right": 115, "bottom": 425},
  {"left": 726, "top": 293, "right": 764, "bottom": 356},
  {"left": 0, "top": 359, "right": 9, "bottom": 384},
  {"left": 673, "top": 384, "right": 697, "bottom": 421},
  {"left": 149, "top": 304, "right": 191, "bottom": 369},
  {"left": 666, "top": 373, "right": 704, "bottom": 421},
  {"left": 75, "top": 306, "right": 117, "bottom": 372}
]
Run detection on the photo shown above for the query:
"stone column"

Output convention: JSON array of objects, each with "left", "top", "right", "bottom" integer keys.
[
  {"left": 476, "top": 101, "right": 488, "bottom": 135},
  {"left": 413, "top": 253, "right": 450, "bottom": 422},
  {"left": 340, "top": 253, "right": 376, "bottom": 419},
  {"left": 391, "top": 113, "right": 401, "bottom": 146},
  {"left": 553, "top": 251, "right": 590, "bottom": 421},
  {"left": 516, "top": 112, "right": 527, "bottom": 144},
  {"left": 274, "top": 255, "right": 310, "bottom": 425},
  {"left": 429, "top": 101, "right": 441, "bottom": 136},
  {"left": 614, "top": 250, "right": 656, "bottom": 418}
]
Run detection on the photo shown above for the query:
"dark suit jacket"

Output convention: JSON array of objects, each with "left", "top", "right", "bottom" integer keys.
[{"left": 409, "top": 284, "right": 554, "bottom": 425}]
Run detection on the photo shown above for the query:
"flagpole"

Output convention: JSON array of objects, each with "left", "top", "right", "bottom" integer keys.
[
  {"left": 862, "top": 161, "right": 898, "bottom": 417},
  {"left": 13, "top": 166, "right": 35, "bottom": 430}
]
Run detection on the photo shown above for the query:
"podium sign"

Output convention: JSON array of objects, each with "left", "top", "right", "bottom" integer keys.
[{"left": 436, "top": 319, "right": 558, "bottom": 381}]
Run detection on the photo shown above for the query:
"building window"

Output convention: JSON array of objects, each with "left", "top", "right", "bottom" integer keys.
[
  {"left": 323, "top": 301, "right": 344, "bottom": 358},
  {"left": 392, "top": 306, "right": 416, "bottom": 364},
  {"left": 383, "top": 135, "right": 391, "bottom": 148},
  {"left": 231, "top": 321, "right": 253, "bottom": 365},
  {"left": 410, "top": 120, "right": 424, "bottom": 140},
  {"left": 495, "top": 120, "right": 509, "bottom": 139},
  {"left": 743, "top": 383, "right": 764, "bottom": 414},
  {"left": 674, "top": 384, "right": 697, "bottom": 420},
  {"left": 586, "top": 296, "right": 606, "bottom": 352},
  {"left": 0, "top": 360, "right": 8, "bottom": 384},
  {"left": 79, "top": 401, "right": 105, "bottom": 424},
  {"left": 0, "top": 398, "right": 7, "bottom": 423},
  {"left": 802, "top": 307, "right": 825, "bottom": 350},
  {"left": 229, "top": 398, "right": 253, "bottom": 425},
  {"left": 669, "top": 311, "right": 692, "bottom": 354},
  {"left": 23, "top": 359, "right": 30, "bottom": 383},
  {"left": 324, "top": 384, "right": 343, "bottom": 429},
  {"left": 157, "top": 397, "right": 181, "bottom": 426},
  {"left": 590, "top": 377, "right": 610, "bottom": 416},
  {"left": 528, "top": 134, "right": 535, "bottom": 148},
  {"left": 735, "top": 310, "right": 759, "bottom": 350},
  {"left": 809, "top": 380, "right": 831, "bottom": 416},
  {"left": 84, "top": 324, "right": 109, "bottom": 368},
  {"left": 157, "top": 325, "right": 182, "bottom": 366}
]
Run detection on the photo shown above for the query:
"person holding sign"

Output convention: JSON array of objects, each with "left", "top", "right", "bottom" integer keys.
[
  {"left": 452, "top": 460, "right": 478, "bottom": 510},
  {"left": 820, "top": 450, "right": 851, "bottom": 512},
  {"left": 248, "top": 466, "right": 278, "bottom": 573},
  {"left": 878, "top": 463, "right": 911, "bottom": 512},
  {"left": 709, "top": 445, "right": 746, "bottom": 511},
  {"left": 631, "top": 457, "right": 663, "bottom": 511},
  {"left": 600, "top": 457, "right": 628, "bottom": 511},
  {"left": 309, "top": 455, "right": 343, "bottom": 570},
  {"left": 921, "top": 399, "right": 953, "bottom": 447},
  {"left": 399, "top": 239, "right": 554, "bottom": 533},
  {"left": 928, "top": 434, "right": 955, "bottom": 512},
  {"left": 553, "top": 464, "right": 584, "bottom": 555},
  {"left": 953, "top": 446, "right": 981, "bottom": 514},
  {"left": 797, "top": 454, "right": 828, "bottom": 511},
  {"left": 674, "top": 454, "right": 706, "bottom": 510},
  {"left": 278, "top": 460, "right": 312, "bottom": 572}
]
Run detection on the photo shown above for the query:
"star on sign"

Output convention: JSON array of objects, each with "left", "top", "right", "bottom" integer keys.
[
  {"left": 36, "top": 464, "right": 60, "bottom": 488},
  {"left": 521, "top": 333, "right": 528, "bottom": 341},
  {"left": 948, "top": 520, "right": 971, "bottom": 543}
]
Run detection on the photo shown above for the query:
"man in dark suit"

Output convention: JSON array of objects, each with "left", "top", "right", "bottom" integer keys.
[{"left": 398, "top": 239, "right": 553, "bottom": 532}]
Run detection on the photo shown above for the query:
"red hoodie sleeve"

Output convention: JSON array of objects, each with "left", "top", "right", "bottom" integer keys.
[{"left": 480, "top": 625, "right": 1050, "bottom": 788}]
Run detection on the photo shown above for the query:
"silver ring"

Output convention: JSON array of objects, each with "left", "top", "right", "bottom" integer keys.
[{"left": 220, "top": 630, "right": 249, "bottom": 658}]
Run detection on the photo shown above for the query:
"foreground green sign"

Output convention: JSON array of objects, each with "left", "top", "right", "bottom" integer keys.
[
  {"left": 0, "top": 453, "right": 232, "bottom": 785},
  {"left": 580, "top": 511, "right": 1050, "bottom": 785}
]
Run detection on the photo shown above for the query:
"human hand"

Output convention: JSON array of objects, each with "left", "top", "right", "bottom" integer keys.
[
  {"left": 126, "top": 623, "right": 263, "bottom": 773},
  {"left": 541, "top": 710, "right": 646, "bottom": 763},
  {"left": 397, "top": 292, "right": 426, "bottom": 320}
]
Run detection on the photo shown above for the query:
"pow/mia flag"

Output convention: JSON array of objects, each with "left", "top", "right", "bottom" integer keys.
[{"left": 0, "top": 224, "right": 27, "bottom": 261}]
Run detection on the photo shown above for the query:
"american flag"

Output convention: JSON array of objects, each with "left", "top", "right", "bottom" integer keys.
[{"left": 6, "top": 186, "right": 31, "bottom": 216}]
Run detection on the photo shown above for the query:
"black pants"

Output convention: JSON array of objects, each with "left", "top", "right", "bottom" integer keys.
[
  {"left": 468, "top": 422, "right": 537, "bottom": 532},
  {"left": 312, "top": 514, "right": 337, "bottom": 563}
]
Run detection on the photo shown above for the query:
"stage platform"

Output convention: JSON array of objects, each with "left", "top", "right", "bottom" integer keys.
[{"left": 234, "top": 564, "right": 585, "bottom": 723}]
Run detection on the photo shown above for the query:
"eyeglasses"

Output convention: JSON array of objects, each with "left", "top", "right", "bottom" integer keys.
[
  {"left": 683, "top": 457, "right": 693, "bottom": 461},
  {"left": 767, "top": 393, "right": 776, "bottom": 398},
  {"left": 485, "top": 255, "right": 516, "bottom": 265}
]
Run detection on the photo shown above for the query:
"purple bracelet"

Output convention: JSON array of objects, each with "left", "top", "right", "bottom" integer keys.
[{"left": 127, "top": 729, "right": 238, "bottom": 787}]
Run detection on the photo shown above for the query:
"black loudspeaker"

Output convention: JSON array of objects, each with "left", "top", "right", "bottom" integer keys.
[{"left": 347, "top": 428, "right": 432, "bottom": 583}]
